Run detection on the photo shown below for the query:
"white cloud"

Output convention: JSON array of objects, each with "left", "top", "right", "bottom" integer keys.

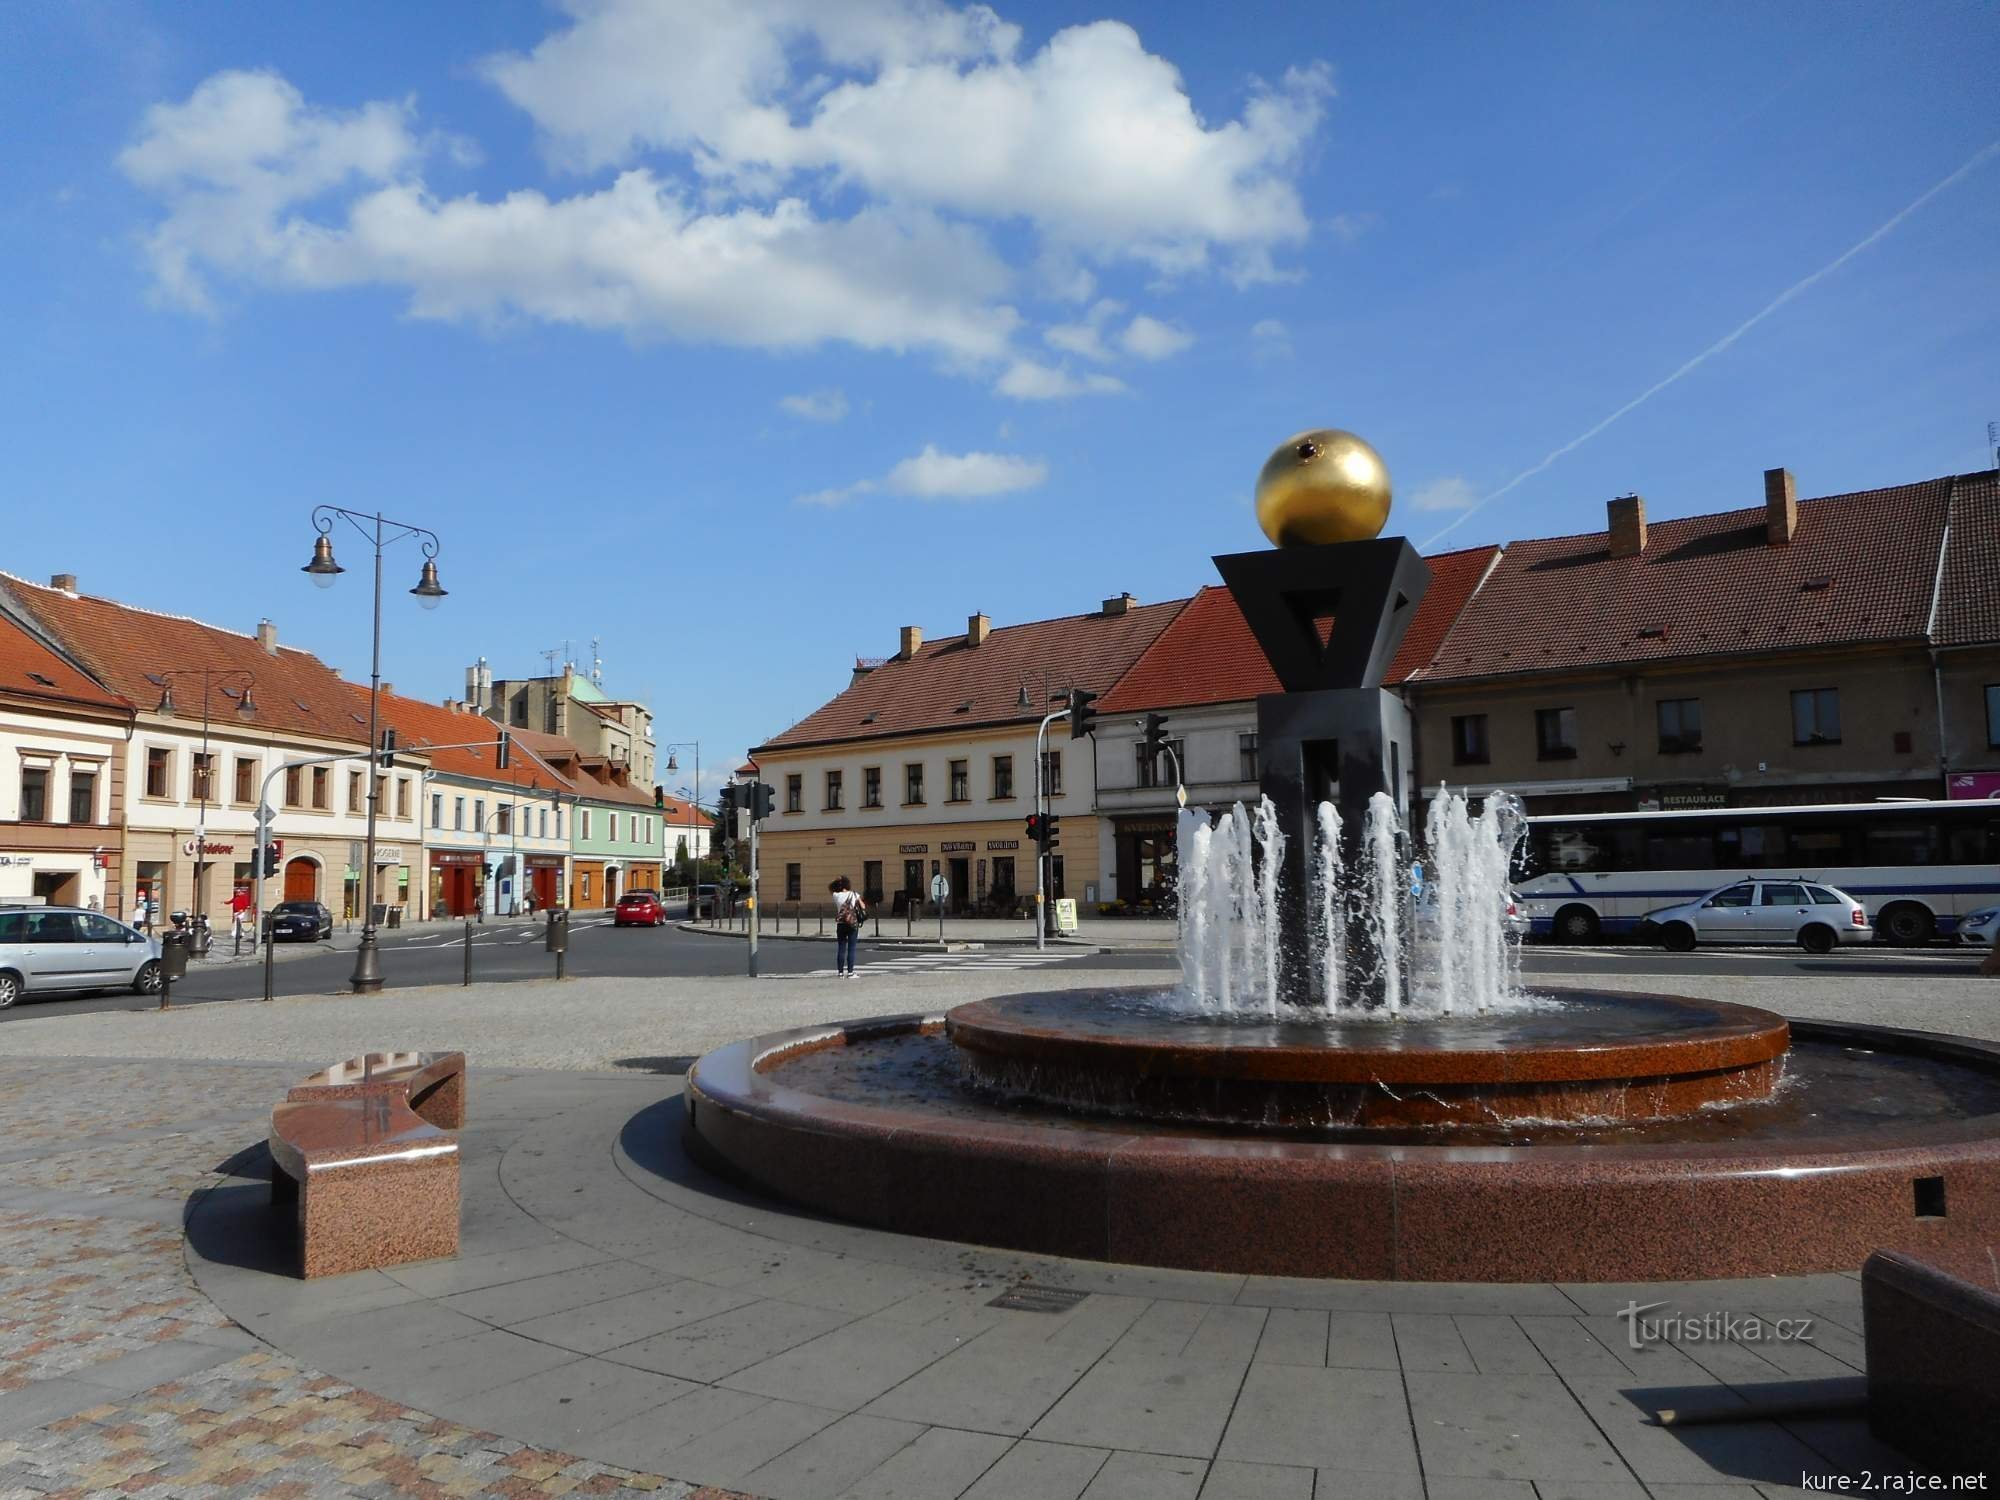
[
  {"left": 1119, "top": 313, "right": 1193, "bottom": 360},
  {"left": 796, "top": 441, "right": 1047, "bottom": 506},
  {"left": 1043, "top": 297, "right": 1123, "bottom": 361},
  {"left": 1250, "top": 317, "right": 1290, "bottom": 359},
  {"left": 886, "top": 444, "right": 1047, "bottom": 497},
  {"left": 123, "top": 6, "right": 1333, "bottom": 373},
  {"left": 1411, "top": 475, "right": 1477, "bottom": 512},
  {"left": 778, "top": 388, "right": 849, "bottom": 422},
  {"left": 1328, "top": 210, "right": 1379, "bottom": 243},
  {"left": 995, "top": 359, "right": 1126, "bottom": 400}
]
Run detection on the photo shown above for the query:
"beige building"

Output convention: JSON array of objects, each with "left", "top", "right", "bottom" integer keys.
[
  {"left": 749, "top": 597, "right": 1185, "bottom": 915},
  {"left": 472, "top": 659, "right": 655, "bottom": 785}
]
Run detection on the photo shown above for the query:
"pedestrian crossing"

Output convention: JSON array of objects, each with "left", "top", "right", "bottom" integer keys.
[{"left": 810, "top": 948, "right": 1082, "bottom": 977}]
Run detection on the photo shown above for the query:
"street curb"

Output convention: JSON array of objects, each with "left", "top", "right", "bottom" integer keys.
[{"left": 671, "top": 921, "right": 1112, "bottom": 951}]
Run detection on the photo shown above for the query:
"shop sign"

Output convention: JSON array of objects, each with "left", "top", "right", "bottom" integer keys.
[
  {"left": 986, "top": 839, "right": 1020, "bottom": 850},
  {"left": 181, "top": 838, "right": 235, "bottom": 856},
  {"left": 0, "top": 855, "right": 28, "bottom": 867},
  {"left": 898, "top": 843, "right": 929, "bottom": 854},
  {"left": 374, "top": 845, "right": 403, "bottom": 865},
  {"left": 941, "top": 840, "right": 975, "bottom": 853},
  {"left": 431, "top": 850, "right": 484, "bottom": 866},
  {"left": 526, "top": 855, "right": 563, "bottom": 869},
  {"left": 1659, "top": 792, "right": 1727, "bottom": 809},
  {"left": 1949, "top": 772, "right": 2000, "bottom": 800}
]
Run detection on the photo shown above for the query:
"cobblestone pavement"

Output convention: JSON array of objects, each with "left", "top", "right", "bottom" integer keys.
[{"left": 0, "top": 1058, "right": 743, "bottom": 1500}]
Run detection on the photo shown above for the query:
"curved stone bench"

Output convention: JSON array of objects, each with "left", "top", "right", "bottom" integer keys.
[
  {"left": 269, "top": 1052, "right": 466, "bottom": 1279},
  {"left": 1865, "top": 1250, "right": 2000, "bottom": 1475}
]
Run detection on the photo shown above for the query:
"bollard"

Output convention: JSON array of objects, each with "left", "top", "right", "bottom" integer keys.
[
  {"left": 262, "top": 919, "right": 275, "bottom": 1002},
  {"left": 158, "top": 932, "right": 188, "bottom": 1011},
  {"left": 463, "top": 919, "right": 473, "bottom": 986},
  {"left": 817, "top": 907, "right": 824, "bottom": 937}
]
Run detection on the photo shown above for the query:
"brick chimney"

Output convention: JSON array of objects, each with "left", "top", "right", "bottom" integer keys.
[
  {"left": 49, "top": 573, "right": 77, "bottom": 594},
  {"left": 255, "top": 619, "right": 278, "bottom": 655},
  {"left": 1608, "top": 495, "right": 1647, "bottom": 558},
  {"left": 899, "top": 625, "right": 923, "bottom": 659},
  {"left": 1764, "top": 467, "right": 1798, "bottom": 545},
  {"left": 967, "top": 612, "right": 990, "bottom": 647},
  {"left": 379, "top": 683, "right": 394, "bottom": 698},
  {"left": 1102, "top": 592, "right": 1137, "bottom": 617}
]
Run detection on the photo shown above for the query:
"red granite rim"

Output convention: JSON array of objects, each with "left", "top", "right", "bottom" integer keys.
[{"left": 943, "top": 991, "right": 1791, "bottom": 1087}]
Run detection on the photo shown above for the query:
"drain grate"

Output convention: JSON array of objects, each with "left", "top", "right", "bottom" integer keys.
[{"left": 988, "top": 1283, "right": 1089, "bottom": 1314}]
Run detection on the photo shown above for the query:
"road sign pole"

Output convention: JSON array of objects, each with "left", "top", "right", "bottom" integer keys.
[{"left": 747, "top": 809, "right": 760, "bottom": 979}]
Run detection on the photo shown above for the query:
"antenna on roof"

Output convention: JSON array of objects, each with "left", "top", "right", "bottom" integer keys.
[
  {"left": 540, "top": 646, "right": 561, "bottom": 675},
  {"left": 1987, "top": 420, "right": 1998, "bottom": 470},
  {"left": 590, "top": 636, "right": 603, "bottom": 687}
]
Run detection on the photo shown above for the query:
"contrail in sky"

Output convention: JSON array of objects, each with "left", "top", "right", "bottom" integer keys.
[{"left": 1421, "top": 139, "right": 2000, "bottom": 550}]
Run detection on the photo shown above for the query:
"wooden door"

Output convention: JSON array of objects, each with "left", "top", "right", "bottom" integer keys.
[{"left": 283, "top": 857, "right": 318, "bottom": 902}]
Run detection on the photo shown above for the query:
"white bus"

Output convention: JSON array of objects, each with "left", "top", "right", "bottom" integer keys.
[{"left": 1516, "top": 799, "right": 2000, "bottom": 945}]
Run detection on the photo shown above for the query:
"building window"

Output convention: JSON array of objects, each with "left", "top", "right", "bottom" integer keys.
[
  {"left": 1042, "top": 750, "right": 1063, "bottom": 796},
  {"left": 347, "top": 770, "right": 363, "bottom": 811},
  {"left": 146, "top": 747, "right": 172, "bottom": 799},
  {"left": 992, "top": 755, "right": 1013, "bottom": 799},
  {"left": 1657, "top": 698, "right": 1703, "bottom": 754},
  {"left": 580, "top": 808, "right": 591, "bottom": 839},
  {"left": 1986, "top": 684, "right": 2000, "bottom": 749},
  {"left": 234, "top": 757, "right": 256, "bottom": 805},
  {"left": 825, "top": 770, "right": 843, "bottom": 810},
  {"left": 1451, "top": 714, "right": 1489, "bottom": 766},
  {"left": 20, "top": 766, "right": 48, "bottom": 821},
  {"left": 397, "top": 778, "right": 411, "bottom": 819},
  {"left": 540, "top": 807, "right": 549, "bottom": 839},
  {"left": 863, "top": 766, "right": 882, "bottom": 808},
  {"left": 1791, "top": 688, "right": 1841, "bottom": 746},
  {"left": 309, "top": 766, "right": 329, "bottom": 809},
  {"left": 785, "top": 862, "right": 802, "bottom": 902},
  {"left": 905, "top": 763, "right": 925, "bottom": 805},
  {"left": 1535, "top": 707, "right": 1578, "bottom": 761},
  {"left": 862, "top": 860, "right": 883, "bottom": 903},
  {"left": 948, "top": 760, "right": 969, "bottom": 802},
  {"left": 191, "top": 752, "right": 215, "bottom": 804},
  {"left": 786, "top": 774, "right": 803, "bottom": 813},
  {"left": 453, "top": 796, "right": 465, "bottom": 831},
  {"left": 555, "top": 808, "right": 563, "bottom": 840},
  {"left": 1239, "top": 733, "right": 1260, "bottom": 782},
  {"left": 431, "top": 792, "right": 443, "bottom": 828},
  {"left": 283, "top": 765, "right": 303, "bottom": 808},
  {"left": 1136, "top": 740, "right": 1182, "bottom": 788},
  {"left": 497, "top": 805, "right": 511, "bottom": 836},
  {"left": 67, "top": 767, "right": 96, "bottom": 824}
]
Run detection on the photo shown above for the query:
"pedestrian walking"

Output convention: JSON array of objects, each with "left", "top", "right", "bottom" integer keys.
[
  {"left": 831, "top": 875, "right": 865, "bottom": 977},
  {"left": 133, "top": 893, "right": 152, "bottom": 933}
]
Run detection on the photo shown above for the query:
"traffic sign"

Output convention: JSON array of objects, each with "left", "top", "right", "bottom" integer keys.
[{"left": 929, "top": 873, "right": 950, "bottom": 904}]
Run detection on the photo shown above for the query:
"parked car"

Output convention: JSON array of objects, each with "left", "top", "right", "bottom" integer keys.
[
  {"left": 1414, "top": 889, "right": 1530, "bottom": 944},
  {"left": 692, "top": 883, "right": 724, "bottom": 918},
  {"left": 267, "top": 901, "right": 335, "bottom": 942},
  {"left": 614, "top": 890, "right": 668, "bottom": 927},
  {"left": 0, "top": 905, "right": 162, "bottom": 1008},
  {"left": 1641, "top": 879, "right": 1870, "bottom": 954},
  {"left": 1957, "top": 905, "right": 1998, "bottom": 949}
]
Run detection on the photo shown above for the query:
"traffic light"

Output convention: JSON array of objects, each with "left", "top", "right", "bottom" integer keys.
[
  {"left": 653, "top": 784, "right": 665, "bottom": 809},
  {"left": 717, "top": 784, "right": 740, "bottom": 817},
  {"left": 1068, "top": 688, "right": 1099, "bottom": 739},
  {"left": 262, "top": 840, "right": 282, "bottom": 877},
  {"left": 750, "top": 782, "right": 776, "bottom": 821},
  {"left": 495, "top": 731, "right": 511, "bottom": 770},
  {"left": 1025, "top": 812, "right": 1043, "bottom": 844},
  {"left": 1141, "top": 712, "right": 1169, "bottom": 760},
  {"left": 378, "top": 727, "right": 398, "bottom": 768},
  {"left": 1043, "top": 812, "right": 1061, "bottom": 851}
]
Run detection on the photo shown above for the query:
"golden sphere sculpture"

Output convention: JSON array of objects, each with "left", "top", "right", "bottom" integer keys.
[{"left": 1254, "top": 429, "right": 1392, "bottom": 547}]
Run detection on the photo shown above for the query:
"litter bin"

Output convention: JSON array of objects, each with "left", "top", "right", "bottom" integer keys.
[
  {"left": 386, "top": 906, "right": 402, "bottom": 929},
  {"left": 159, "top": 931, "right": 189, "bottom": 981},
  {"left": 189, "top": 920, "right": 212, "bottom": 958},
  {"left": 545, "top": 909, "right": 569, "bottom": 953}
]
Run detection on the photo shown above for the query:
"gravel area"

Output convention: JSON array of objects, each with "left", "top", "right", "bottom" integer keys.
[{"left": 0, "top": 966, "right": 1992, "bottom": 1070}]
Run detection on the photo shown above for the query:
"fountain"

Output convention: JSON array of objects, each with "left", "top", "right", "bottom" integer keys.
[{"left": 684, "top": 430, "right": 2000, "bottom": 1282}]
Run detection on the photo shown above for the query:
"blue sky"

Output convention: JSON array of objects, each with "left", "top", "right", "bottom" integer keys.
[{"left": 5, "top": 1, "right": 1997, "bottom": 788}]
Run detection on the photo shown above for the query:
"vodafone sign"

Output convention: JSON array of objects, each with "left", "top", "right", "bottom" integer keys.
[{"left": 181, "top": 838, "right": 236, "bottom": 857}]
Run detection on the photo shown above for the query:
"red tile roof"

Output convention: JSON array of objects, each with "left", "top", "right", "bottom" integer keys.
[
  {"left": 1935, "top": 470, "right": 2000, "bottom": 648},
  {"left": 0, "top": 609, "right": 130, "bottom": 712},
  {"left": 2, "top": 574, "right": 369, "bottom": 742},
  {"left": 754, "top": 600, "right": 1189, "bottom": 753},
  {"left": 1098, "top": 546, "right": 1501, "bottom": 713},
  {"left": 1414, "top": 478, "right": 1955, "bottom": 683},
  {"left": 356, "top": 686, "right": 580, "bottom": 793}
]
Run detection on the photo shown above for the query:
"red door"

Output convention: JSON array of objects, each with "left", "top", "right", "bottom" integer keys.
[
  {"left": 283, "top": 858, "right": 317, "bottom": 902},
  {"left": 442, "top": 866, "right": 475, "bottom": 917},
  {"left": 532, "top": 867, "right": 558, "bottom": 909}
]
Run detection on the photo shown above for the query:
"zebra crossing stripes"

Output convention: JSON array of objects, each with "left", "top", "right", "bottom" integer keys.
[{"left": 813, "top": 949, "right": 1082, "bottom": 977}]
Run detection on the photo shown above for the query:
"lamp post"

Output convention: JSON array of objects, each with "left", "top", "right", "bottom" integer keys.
[
  {"left": 303, "top": 507, "right": 446, "bottom": 993},
  {"left": 153, "top": 667, "right": 257, "bottom": 934},
  {"left": 662, "top": 742, "right": 700, "bottom": 917}
]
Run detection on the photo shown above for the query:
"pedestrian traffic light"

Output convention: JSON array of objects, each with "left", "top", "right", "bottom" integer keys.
[
  {"left": 378, "top": 727, "right": 398, "bottom": 768},
  {"left": 495, "top": 731, "right": 511, "bottom": 770},
  {"left": 653, "top": 784, "right": 665, "bottom": 809},
  {"left": 1068, "top": 688, "right": 1098, "bottom": 739},
  {"left": 262, "top": 840, "right": 282, "bottom": 877},
  {"left": 1043, "top": 812, "right": 1061, "bottom": 851},
  {"left": 1025, "top": 812, "right": 1043, "bottom": 844},
  {"left": 750, "top": 782, "right": 776, "bottom": 821}
]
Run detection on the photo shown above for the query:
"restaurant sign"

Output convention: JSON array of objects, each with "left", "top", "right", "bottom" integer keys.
[
  {"left": 940, "top": 840, "right": 976, "bottom": 853},
  {"left": 898, "top": 843, "right": 929, "bottom": 854}
]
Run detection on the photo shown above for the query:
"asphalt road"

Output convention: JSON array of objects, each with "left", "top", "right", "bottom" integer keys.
[{"left": 1, "top": 919, "right": 1987, "bottom": 1023}]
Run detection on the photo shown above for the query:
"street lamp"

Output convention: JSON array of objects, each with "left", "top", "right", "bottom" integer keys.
[
  {"left": 662, "top": 742, "right": 701, "bottom": 917},
  {"left": 153, "top": 666, "right": 256, "bottom": 937},
  {"left": 304, "top": 506, "right": 446, "bottom": 993}
]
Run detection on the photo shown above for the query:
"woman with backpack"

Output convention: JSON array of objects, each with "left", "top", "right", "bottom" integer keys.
[{"left": 831, "top": 875, "right": 865, "bottom": 978}]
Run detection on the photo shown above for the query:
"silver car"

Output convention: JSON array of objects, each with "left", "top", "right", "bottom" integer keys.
[
  {"left": 1957, "top": 905, "right": 1998, "bottom": 949},
  {"left": 1643, "top": 879, "right": 1871, "bottom": 954},
  {"left": 0, "top": 906, "right": 163, "bottom": 1008}
]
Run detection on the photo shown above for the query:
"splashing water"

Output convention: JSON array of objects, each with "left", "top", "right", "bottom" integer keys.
[{"left": 1175, "top": 787, "right": 1528, "bottom": 1019}]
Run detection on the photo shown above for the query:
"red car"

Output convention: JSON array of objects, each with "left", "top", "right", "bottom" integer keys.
[{"left": 613, "top": 891, "right": 668, "bottom": 927}]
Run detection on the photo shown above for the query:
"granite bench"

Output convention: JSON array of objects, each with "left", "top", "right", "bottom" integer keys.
[
  {"left": 268, "top": 1052, "right": 466, "bottom": 1279},
  {"left": 1864, "top": 1248, "right": 2000, "bottom": 1475}
]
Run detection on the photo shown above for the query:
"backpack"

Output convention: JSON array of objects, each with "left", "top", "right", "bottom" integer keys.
[{"left": 837, "top": 892, "right": 863, "bottom": 930}]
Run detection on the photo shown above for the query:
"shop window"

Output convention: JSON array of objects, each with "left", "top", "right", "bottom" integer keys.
[
  {"left": 20, "top": 766, "right": 49, "bottom": 822},
  {"left": 992, "top": 855, "right": 1015, "bottom": 896},
  {"left": 1535, "top": 707, "right": 1578, "bottom": 760},
  {"left": 786, "top": 774, "right": 803, "bottom": 812},
  {"left": 1657, "top": 698, "right": 1703, "bottom": 754},
  {"left": 825, "top": 770, "right": 843, "bottom": 810},
  {"left": 67, "top": 767, "right": 96, "bottom": 824},
  {"left": 234, "top": 757, "right": 256, "bottom": 804},
  {"left": 863, "top": 766, "right": 882, "bottom": 808},
  {"left": 785, "top": 863, "right": 802, "bottom": 901},
  {"left": 146, "top": 747, "right": 172, "bottom": 799},
  {"left": 1451, "top": 715, "right": 1489, "bottom": 765},
  {"left": 991, "top": 756, "right": 1013, "bottom": 799},
  {"left": 1791, "top": 688, "right": 1841, "bottom": 746},
  {"left": 949, "top": 760, "right": 969, "bottom": 802},
  {"left": 1239, "top": 733, "right": 1260, "bottom": 782},
  {"left": 905, "top": 763, "right": 925, "bottom": 805},
  {"left": 862, "top": 860, "right": 883, "bottom": 903}
]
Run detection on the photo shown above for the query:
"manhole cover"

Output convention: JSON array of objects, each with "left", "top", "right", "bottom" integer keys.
[{"left": 987, "top": 1284, "right": 1088, "bottom": 1314}]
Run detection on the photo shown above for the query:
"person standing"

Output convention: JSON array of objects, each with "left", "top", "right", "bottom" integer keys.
[
  {"left": 134, "top": 891, "right": 152, "bottom": 933},
  {"left": 229, "top": 884, "right": 253, "bottom": 949},
  {"left": 831, "top": 875, "right": 865, "bottom": 978}
]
